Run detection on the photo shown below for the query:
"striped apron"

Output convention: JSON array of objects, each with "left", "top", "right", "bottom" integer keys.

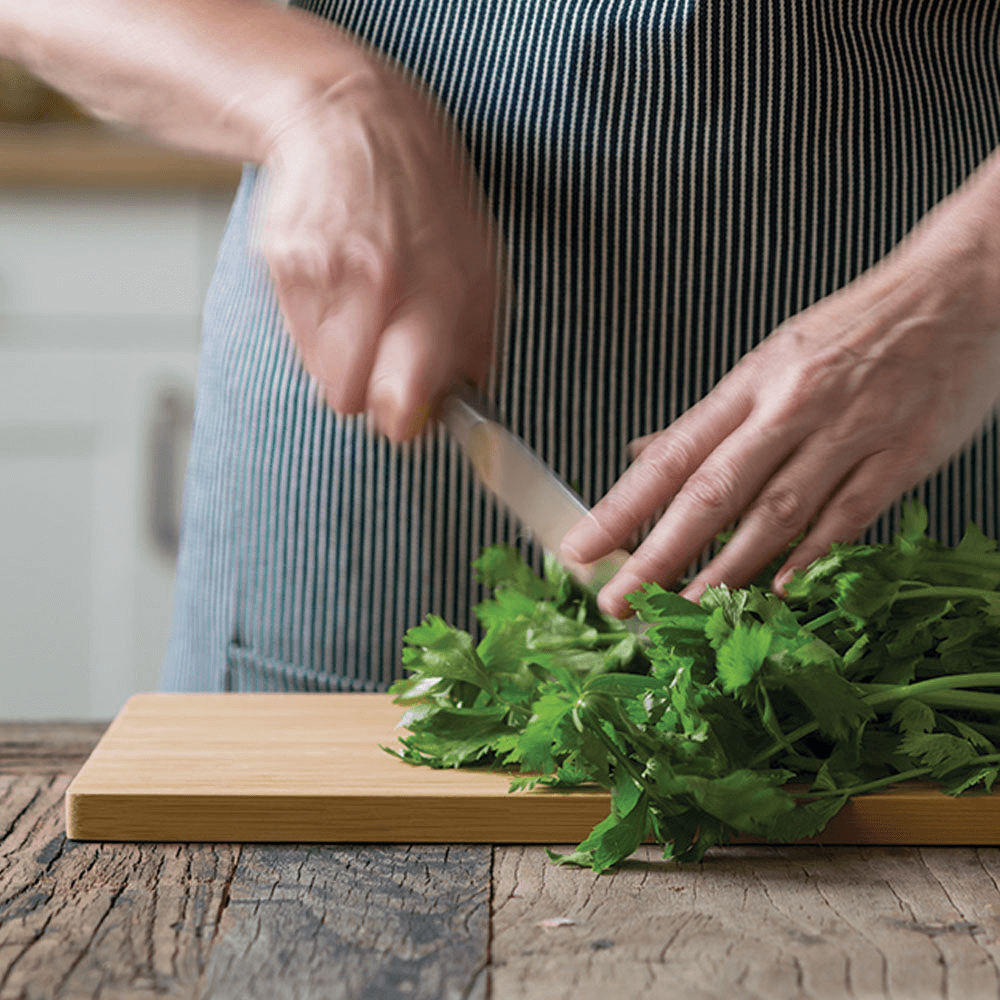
[{"left": 161, "top": 0, "right": 1000, "bottom": 693}]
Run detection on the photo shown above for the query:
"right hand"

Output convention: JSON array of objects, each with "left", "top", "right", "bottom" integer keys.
[{"left": 258, "top": 62, "right": 497, "bottom": 441}]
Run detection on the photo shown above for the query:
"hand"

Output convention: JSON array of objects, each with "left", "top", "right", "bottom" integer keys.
[
  {"left": 561, "top": 151, "right": 1000, "bottom": 616},
  {"left": 258, "top": 64, "right": 496, "bottom": 441}
]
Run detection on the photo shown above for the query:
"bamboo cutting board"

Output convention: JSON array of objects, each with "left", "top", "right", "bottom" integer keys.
[{"left": 65, "top": 693, "right": 1000, "bottom": 844}]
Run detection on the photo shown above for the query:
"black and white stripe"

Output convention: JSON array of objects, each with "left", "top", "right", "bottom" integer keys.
[{"left": 163, "top": 0, "right": 1000, "bottom": 693}]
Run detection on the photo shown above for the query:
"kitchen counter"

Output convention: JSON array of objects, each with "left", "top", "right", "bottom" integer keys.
[
  {"left": 0, "top": 125, "right": 241, "bottom": 189},
  {"left": 3, "top": 722, "right": 1000, "bottom": 999}
]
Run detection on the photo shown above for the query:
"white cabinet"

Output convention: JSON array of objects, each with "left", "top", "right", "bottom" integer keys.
[{"left": 0, "top": 183, "right": 235, "bottom": 720}]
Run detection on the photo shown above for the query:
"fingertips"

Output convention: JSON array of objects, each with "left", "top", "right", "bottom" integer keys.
[
  {"left": 559, "top": 512, "right": 621, "bottom": 566},
  {"left": 367, "top": 293, "right": 473, "bottom": 441},
  {"left": 310, "top": 287, "right": 382, "bottom": 414},
  {"left": 367, "top": 380, "right": 431, "bottom": 441},
  {"left": 270, "top": 242, "right": 390, "bottom": 416},
  {"left": 596, "top": 566, "right": 647, "bottom": 619},
  {"left": 678, "top": 580, "right": 709, "bottom": 603},
  {"left": 366, "top": 335, "right": 429, "bottom": 441},
  {"left": 561, "top": 454, "right": 689, "bottom": 564},
  {"left": 770, "top": 454, "right": 913, "bottom": 593},
  {"left": 770, "top": 564, "right": 798, "bottom": 596}
]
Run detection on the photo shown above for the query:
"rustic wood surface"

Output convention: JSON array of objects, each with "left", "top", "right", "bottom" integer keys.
[
  {"left": 0, "top": 722, "right": 107, "bottom": 774},
  {"left": 491, "top": 845, "right": 1000, "bottom": 1000},
  {"left": 6, "top": 722, "right": 1000, "bottom": 1000}
]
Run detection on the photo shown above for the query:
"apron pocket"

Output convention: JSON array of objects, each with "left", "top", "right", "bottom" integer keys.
[{"left": 225, "top": 643, "right": 384, "bottom": 693}]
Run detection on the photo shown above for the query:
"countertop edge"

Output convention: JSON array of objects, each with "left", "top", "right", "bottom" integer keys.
[{"left": 0, "top": 124, "right": 243, "bottom": 190}]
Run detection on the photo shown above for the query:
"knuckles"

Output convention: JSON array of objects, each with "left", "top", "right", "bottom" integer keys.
[
  {"left": 636, "top": 429, "right": 699, "bottom": 486},
  {"left": 827, "top": 488, "right": 880, "bottom": 538},
  {"left": 264, "top": 235, "right": 334, "bottom": 289},
  {"left": 340, "top": 234, "right": 400, "bottom": 303},
  {"left": 681, "top": 462, "right": 742, "bottom": 516},
  {"left": 754, "top": 487, "right": 810, "bottom": 535},
  {"left": 265, "top": 230, "right": 402, "bottom": 304}
]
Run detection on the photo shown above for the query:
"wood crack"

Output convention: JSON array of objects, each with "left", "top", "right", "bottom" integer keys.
[
  {"left": 0, "top": 779, "right": 44, "bottom": 850},
  {"left": 207, "top": 844, "right": 240, "bottom": 950},
  {"left": 52, "top": 878, "right": 128, "bottom": 997}
]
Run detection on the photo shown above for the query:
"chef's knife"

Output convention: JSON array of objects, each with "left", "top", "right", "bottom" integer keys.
[{"left": 439, "top": 384, "right": 641, "bottom": 629}]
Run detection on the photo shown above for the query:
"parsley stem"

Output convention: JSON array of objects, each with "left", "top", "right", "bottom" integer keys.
[
  {"left": 912, "top": 691, "right": 1000, "bottom": 713},
  {"left": 859, "top": 672, "right": 1000, "bottom": 706},
  {"left": 792, "top": 767, "right": 931, "bottom": 798},
  {"left": 793, "top": 754, "right": 1000, "bottom": 799},
  {"left": 750, "top": 719, "right": 823, "bottom": 767},
  {"left": 579, "top": 706, "right": 654, "bottom": 796},
  {"left": 893, "top": 585, "right": 1000, "bottom": 603},
  {"left": 801, "top": 609, "right": 844, "bottom": 632},
  {"left": 749, "top": 673, "right": 1000, "bottom": 768}
]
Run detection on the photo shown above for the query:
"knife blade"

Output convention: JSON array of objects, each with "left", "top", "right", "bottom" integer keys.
[{"left": 439, "top": 384, "right": 638, "bottom": 613}]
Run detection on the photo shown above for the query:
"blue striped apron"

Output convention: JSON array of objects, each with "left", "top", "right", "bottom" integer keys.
[{"left": 161, "top": 0, "right": 1000, "bottom": 693}]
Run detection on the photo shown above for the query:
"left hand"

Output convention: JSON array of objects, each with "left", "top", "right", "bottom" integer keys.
[{"left": 561, "top": 150, "right": 1000, "bottom": 617}]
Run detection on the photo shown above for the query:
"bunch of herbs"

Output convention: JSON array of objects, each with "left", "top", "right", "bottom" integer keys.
[{"left": 387, "top": 503, "right": 1000, "bottom": 872}]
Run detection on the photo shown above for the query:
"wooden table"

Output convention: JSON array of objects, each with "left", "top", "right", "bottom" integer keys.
[{"left": 4, "top": 723, "right": 1000, "bottom": 1000}]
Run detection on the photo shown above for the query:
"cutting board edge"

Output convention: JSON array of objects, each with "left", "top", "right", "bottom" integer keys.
[
  {"left": 64, "top": 789, "right": 613, "bottom": 843},
  {"left": 64, "top": 789, "right": 1000, "bottom": 846}
]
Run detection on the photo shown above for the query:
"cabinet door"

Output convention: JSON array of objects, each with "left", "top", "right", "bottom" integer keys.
[
  {"left": 0, "top": 349, "right": 199, "bottom": 719},
  {"left": 0, "top": 185, "right": 232, "bottom": 720}
]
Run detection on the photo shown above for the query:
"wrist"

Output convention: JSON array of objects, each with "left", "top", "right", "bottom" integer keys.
[
  {"left": 221, "top": 12, "right": 383, "bottom": 166},
  {"left": 250, "top": 58, "right": 384, "bottom": 166}
]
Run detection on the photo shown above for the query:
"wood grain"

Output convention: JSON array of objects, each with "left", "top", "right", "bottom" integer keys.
[
  {"left": 194, "top": 845, "right": 490, "bottom": 1000},
  {"left": 66, "top": 693, "right": 1000, "bottom": 846},
  {"left": 0, "top": 772, "right": 238, "bottom": 999},
  {"left": 0, "top": 722, "right": 105, "bottom": 774},
  {"left": 490, "top": 844, "right": 1000, "bottom": 1000},
  {"left": 8, "top": 723, "right": 1000, "bottom": 999},
  {"left": 0, "top": 773, "right": 490, "bottom": 1000},
  {"left": 65, "top": 693, "right": 610, "bottom": 843}
]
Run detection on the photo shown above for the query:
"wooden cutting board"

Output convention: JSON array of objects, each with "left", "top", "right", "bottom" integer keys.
[{"left": 65, "top": 692, "right": 1000, "bottom": 844}]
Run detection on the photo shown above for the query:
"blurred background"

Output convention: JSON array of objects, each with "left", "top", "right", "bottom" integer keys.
[{"left": 0, "top": 58, "right": 241, "bottom": 720}]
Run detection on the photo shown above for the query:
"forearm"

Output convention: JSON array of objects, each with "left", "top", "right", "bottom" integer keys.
[{"left": 0, "top": 0, "right": 372, "bottom": 162}]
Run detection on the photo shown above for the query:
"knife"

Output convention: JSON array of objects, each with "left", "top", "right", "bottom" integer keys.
[{"left": 439, "top": 383, "right": 641, "bottom": 629}]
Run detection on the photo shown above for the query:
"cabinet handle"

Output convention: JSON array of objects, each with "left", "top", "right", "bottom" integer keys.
[{"left": 149, "top": 388, "right": 193, "bottom": 560}]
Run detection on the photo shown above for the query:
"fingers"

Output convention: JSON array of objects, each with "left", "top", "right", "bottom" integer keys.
[
  {"left": 268, "top": 214, "right": 494, "bottom": 440},
  {"left": 769, "top": 452, "right": 921, "bottom": 593},
  {"left": 587, "top": 417, "right": 813, "bottom": 617},
  {"left": 673, "top": 444, "right": 925, "bottom": 604},
  {"left": 673, "top": 441, "right": 872, "bottom": 602},
  {"left": 277, "top": 256, "right": 493, "bottom": 441},
  {"left": 626, "top": 430, "right": 662, "bottom": 461},
  {"left": 368, "top": 291, "right": 460, "bottom": 441},
  {"left": 271, "top": 245, "right": 389, "bottom": 415},
  {"left": 367, "top": 252, "right": 496, "bottom": 440},
  {"left": 560, "top": 383, "right": 756, "bottom": 566}
]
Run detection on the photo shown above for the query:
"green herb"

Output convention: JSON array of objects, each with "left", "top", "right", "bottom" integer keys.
[{"left": 387, "top": 502, "right": 1000, "bottom": 872}]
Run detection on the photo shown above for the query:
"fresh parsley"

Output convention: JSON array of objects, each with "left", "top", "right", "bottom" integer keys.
[{"left": 387, "top": 503, "right": 1000, "bottom": 872}]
